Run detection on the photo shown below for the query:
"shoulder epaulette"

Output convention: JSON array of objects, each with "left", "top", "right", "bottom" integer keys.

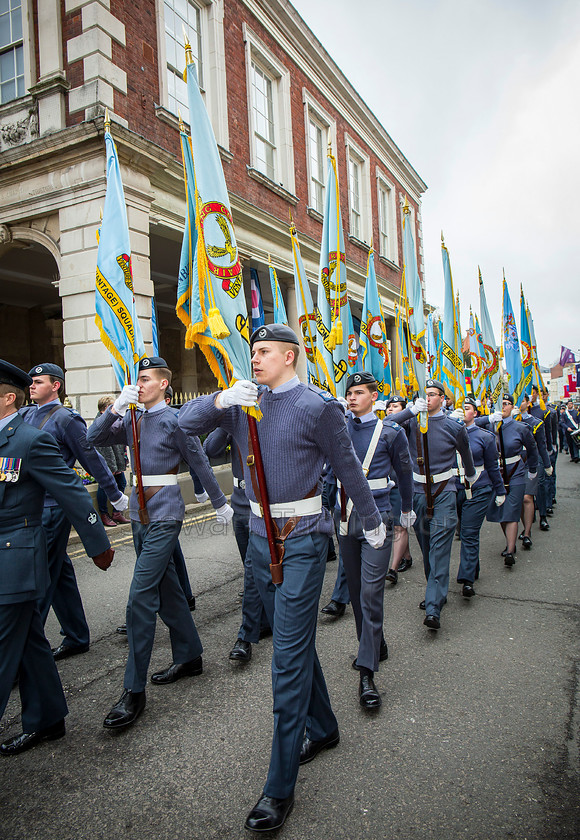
[
  {"left": 449, "top": 416, "right": 465, "bottom": 426},
  {"left": 384, "top": 419, "right": 401, "bottom": 431},
  {"left": 308, "top": 384, "right": 335, "bottom": 402}
]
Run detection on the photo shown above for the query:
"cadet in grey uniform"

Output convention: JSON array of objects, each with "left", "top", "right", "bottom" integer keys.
[
  {"left": 87, "top": 357, "right": 233, "bottom": 730},
  {"left": 179, "top": 324, "right": 384, "bottom": 833},
  {"left": 396, "top": 379, "right": 476, "bottom": 630},
  {"left": 21, "top": 363, "right": 129, "bottom": 660},
  {"left": 336, "top": 372, "right": 414, "bottom": 709},
  {"left": 0, "top": 360, "right": 112, "bottom": 756},
  {"left": 518, "top": 393, "right": 552, "bottom": 547}
]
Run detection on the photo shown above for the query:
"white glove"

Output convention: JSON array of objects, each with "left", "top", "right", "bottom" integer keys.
[
  {"left": 511, "top": 407, "right": 521, "bottom": 419},
  {"left": 112, "top": 384, "right": 140, "bottom": 416},
  {"left": 449, "top": 408, "right": 464, "bottom": 420},
  {"left": 195, "top": 490, "right": 209, "bottom": 503},
  {"left": 552, "top": 445, "right": 558, "bottom": 454},
  {"left": 410, "top": 397, "right": 428, "bottom": 415},
  {"left": 544, "top": 466, "right": 553, "bottom": 476},
  {"left": 363, "top": 521, "right": 387, "bottom": 549},
  {"left": 111, "top": 492, "right": 129, "bottom": 511},
  {"left": 528, "top": 471, "right": 537, "bottom": 480},
  {"left": 495, "top": 494, "right": 506, "bottom": 506},
  {"left": 400, "top": 510, "right": 417, "bottom": 528},
  {"left": 217, "top": 380, "right": 258, "bottom": 409},
  {"left": 337, "top": 396, "right": 348, "bottom": 410},
  {"left": 465, "top": 474, "right": 477, "bottom": 485},
  {"left": 215, "top": 503, "right": 234, "bottom": 524},
  {"left": 373, "top": 400, "right": 388, "bottom": 412},
  {"left": 490, "top": 411, "right": 503, "bottom": 423}
]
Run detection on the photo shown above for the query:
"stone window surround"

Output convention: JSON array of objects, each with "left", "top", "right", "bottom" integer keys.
[
  {"left": 156, "top": 0, "right": 229, "bottom": 151},
  {"left": 302, "top": 88, "right": 336, "bottom": 220},
  {"left": 376, "top": 168, "right": 397, "bottom": 266},
  {"left": 242, "top": 21, "right": 295, "bottom": 197},
  {"left": 345, "top": 132, "right": 370, "bottom": 247},
  {"left": 0, "top": 0, "right": 34, "bottom": 108}
]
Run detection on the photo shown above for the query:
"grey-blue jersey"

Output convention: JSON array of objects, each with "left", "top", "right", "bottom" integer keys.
[
  {"left": 20, "top": 402, "right": 120, "bottom": 507},
  {"left": 178, "top": 383, "right": 382, "bottom": 539},
  {"left": 87, "top": 405, "right": 226, "bottom": 522},
  {"left": 204, "top": 427, "right": 249, "bottom": 515}
]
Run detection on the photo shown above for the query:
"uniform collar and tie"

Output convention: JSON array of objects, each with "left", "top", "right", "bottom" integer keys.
[
  {"left": 142, "top": 400, "right": 166, "bottom": 414},
  {"left": 268, "top": 375, "right": 300, "bottom": 394},
  {"left": 352, "top": 411, "right": 376, "bottom": 425},
  {"left": 0, "top": 413, "right": 16, "bottom": 434},
  {"left": 31, "top": 398, "right": 61, "bottom": 414}
]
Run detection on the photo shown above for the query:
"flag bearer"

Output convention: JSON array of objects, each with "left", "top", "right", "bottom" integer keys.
[
  {"left": 518, "top": 394, "right": 552, "bottom": 545},
  {"left": 179, "top": 324, "right": 384, "bottom": 833},
  {"left": 87, "top": 357, "right": 232, "bottom": 731}
]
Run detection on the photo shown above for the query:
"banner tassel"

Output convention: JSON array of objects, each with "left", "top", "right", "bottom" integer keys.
[{"left": 208, "top": 306, "right": 230, "bottom": 339}]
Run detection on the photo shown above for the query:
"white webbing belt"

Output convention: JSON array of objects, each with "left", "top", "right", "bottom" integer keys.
[
  {"left": 132, "top": 474, "right": 178, "bottom": 487},
  {"left": 250, "top": 496, "right": 322, "bottom": 519},
  {"left": 368, "top": 477, "right": 389, "bottom": 490},
  {"left": 413, "top": 467, "right": 457, "bottom": 485},
  {"left": 340, "top": 418, "right": 383, "bottom": 536},
  {"left": 504, "top": 455, "right": 521, "bottom": 465}
]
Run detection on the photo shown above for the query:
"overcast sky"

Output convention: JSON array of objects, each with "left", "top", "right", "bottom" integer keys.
[{"left": 290, "top": 0, "right": 580, "bottom": 366}]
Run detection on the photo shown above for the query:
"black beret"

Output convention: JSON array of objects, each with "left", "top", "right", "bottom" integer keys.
[
  {"left": 139, "top": 356, "right": 169, "bottom": 370},
  {"left": 250, "top": 323, "right": 299, "bottom": 348},
  {"left": 425, "top": 378, "right": 445, "bottom": 394},
  {"left": 29, "top": 363, "right": 64, "bottom": 381},
  {"left": 0, "top": 359, "right": 32, "bottom": 390},
  {"left": 387, "top": 395, "right": 407, "bottom": 407},
  {"left": 346, "top": 371, "right": 377, "bottom": 392},
  {"left": 502, "top": 393, "right": 514, "bottom": 404}
]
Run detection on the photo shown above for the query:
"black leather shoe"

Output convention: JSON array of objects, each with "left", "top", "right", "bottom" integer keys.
[
  {"left": 385, "top": 568, "right": 398, "bottom": 585},
  {"left": 419, "top": 599, "right": 426, "bottom": 610},
  {"left": 187, "top": 596, "right": 196, "bottom": 611},
  {"left": 299, "top": 728, "right": 340, "bottom": 764},
  {"left": 229, "top": 639, "right": 252, "bottom": 662},
  {"left": 518, "top": 530, "right": 525, "bottom": 541},
  {"left": 522, "top": 535, "right": 533, "bottom": 550},
  {"left": 546, "top": 507, "right": 554, "bottom": 516},
  {"left": 52, "top": 643, "right": 89, "bottom": 661},
  {"left": 398, "top": 556, "right": 413, "bottom": 572},
  {"left": 552, "top": 499, "right": 557, "bottom": 506},
  {"left": 245, "top": 793, "right": 294, "bottom": 832},
  {"left": 462, "top": 584, "right": 475, "bottom": 598},
  {"left": 501, "top": 546, "right": 516, "bottom": 557},
  {"left": 151, "top": 656, "right": 203, "bottom": 684},
  {"left": 116, "top": 624, "right": 127, "bottom": 635},
  {"left": 0, "top": 720, "right": 65, "bottom": 756},
  {"left": 424, "top": 615, "right": 440, "bottom": 629},
  {"left": 539, "top": 518, "right": 550, "bottom": 531},
  {"left": 103, "top": 690, "right": 146, "bottom": 729},
  {"left": 320, "top": 599, "right": 346, "bottom": 617},
  {"left": 359, "top": 674, "right": 381, "bottom": 709},
  {"left": 504, "top": 552, "right": 516, "bottom": 567}
]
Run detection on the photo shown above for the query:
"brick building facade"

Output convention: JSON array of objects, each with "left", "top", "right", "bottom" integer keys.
[{"left": 0, "top": 0, "right": 426, "bottom": 416}]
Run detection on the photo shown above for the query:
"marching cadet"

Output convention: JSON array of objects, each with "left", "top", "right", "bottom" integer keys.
[
  {"left": 476, "top": 394, "right": 538, "bottom": 567},
  {"left": 21, "top": 363, "right": 129, "bottom": 660},
  {"left": 0, "top": 360, "right": 112, "bottom": 756},
  {"left": 561, "top": 399, "right": 580, "bottom": 461},
  {"left": 337, "top": 372, "right": 414, "bottom": 709},
  {"left": 455, "top": 397, "right": 505, "bottom": 596},
  {"left": 395, "top": 379, "right": 476, "bottom": 630},
  {"left": 178, "top": 324, "right": 384, "bottom": 833},
  {"left": 87, "top": 357, "right": 233, "bottom": 731},
  {"left": 542, "top": 390, "right": 559, "bottom": 511},
  {"left": 518, "top": 394, "right": 552, "bottom": 545}
]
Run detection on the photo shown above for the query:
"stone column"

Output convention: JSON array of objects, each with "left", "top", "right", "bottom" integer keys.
[
  {"left": 284, "top": 279, "right": 307, "bottom": 382},
  {"left": 29, "top": 0, "right": 68, "bottom": 134}
]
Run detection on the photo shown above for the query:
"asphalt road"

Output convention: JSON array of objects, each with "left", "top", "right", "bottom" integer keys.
[{"left": 1, "top": 458, "right": 578, "bottom": 840}]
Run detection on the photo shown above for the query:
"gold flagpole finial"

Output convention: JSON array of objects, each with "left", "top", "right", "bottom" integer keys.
[
  {"left": 267, "top": 252, "right": 272, "bottom": 265},
  {"left": 183, "top": 24, "right": 193, "bottom": 65},
  {"left": 178, "top": 109, "right": 184, "bottom": 131},
  {"left": 403, "top": 196, "right": 410, "bottom": 215},
  {"left": 104, "top": 107, "right": 111, "bottom": 131},
  {"left": 327, "top": 139, "right": 333, "bottom": 157},
  {"left": 502, "top": 267, "right": 506, "bottom": 282},
  {"left": 441, "top": 230, "right": 445, "bottom": 246},
  {"left": 478, "top": 265, "right": 482, "bottom": 283},
  {"left": 289, "top": 208, "right": 295, "bottom": 234},
  {"left": 99, "top": 206, "right": 103, "bottom": 222}
]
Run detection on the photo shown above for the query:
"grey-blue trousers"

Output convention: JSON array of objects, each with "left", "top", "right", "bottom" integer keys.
[
  {"left": 338, "top": 509, "right": 393, "bottom": 672},
  {"left": 124, "top": 520, "right": 202, "bottom": 692},
  {"left": 413, "top": 491, "right": 458, "bottom": 619}
]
